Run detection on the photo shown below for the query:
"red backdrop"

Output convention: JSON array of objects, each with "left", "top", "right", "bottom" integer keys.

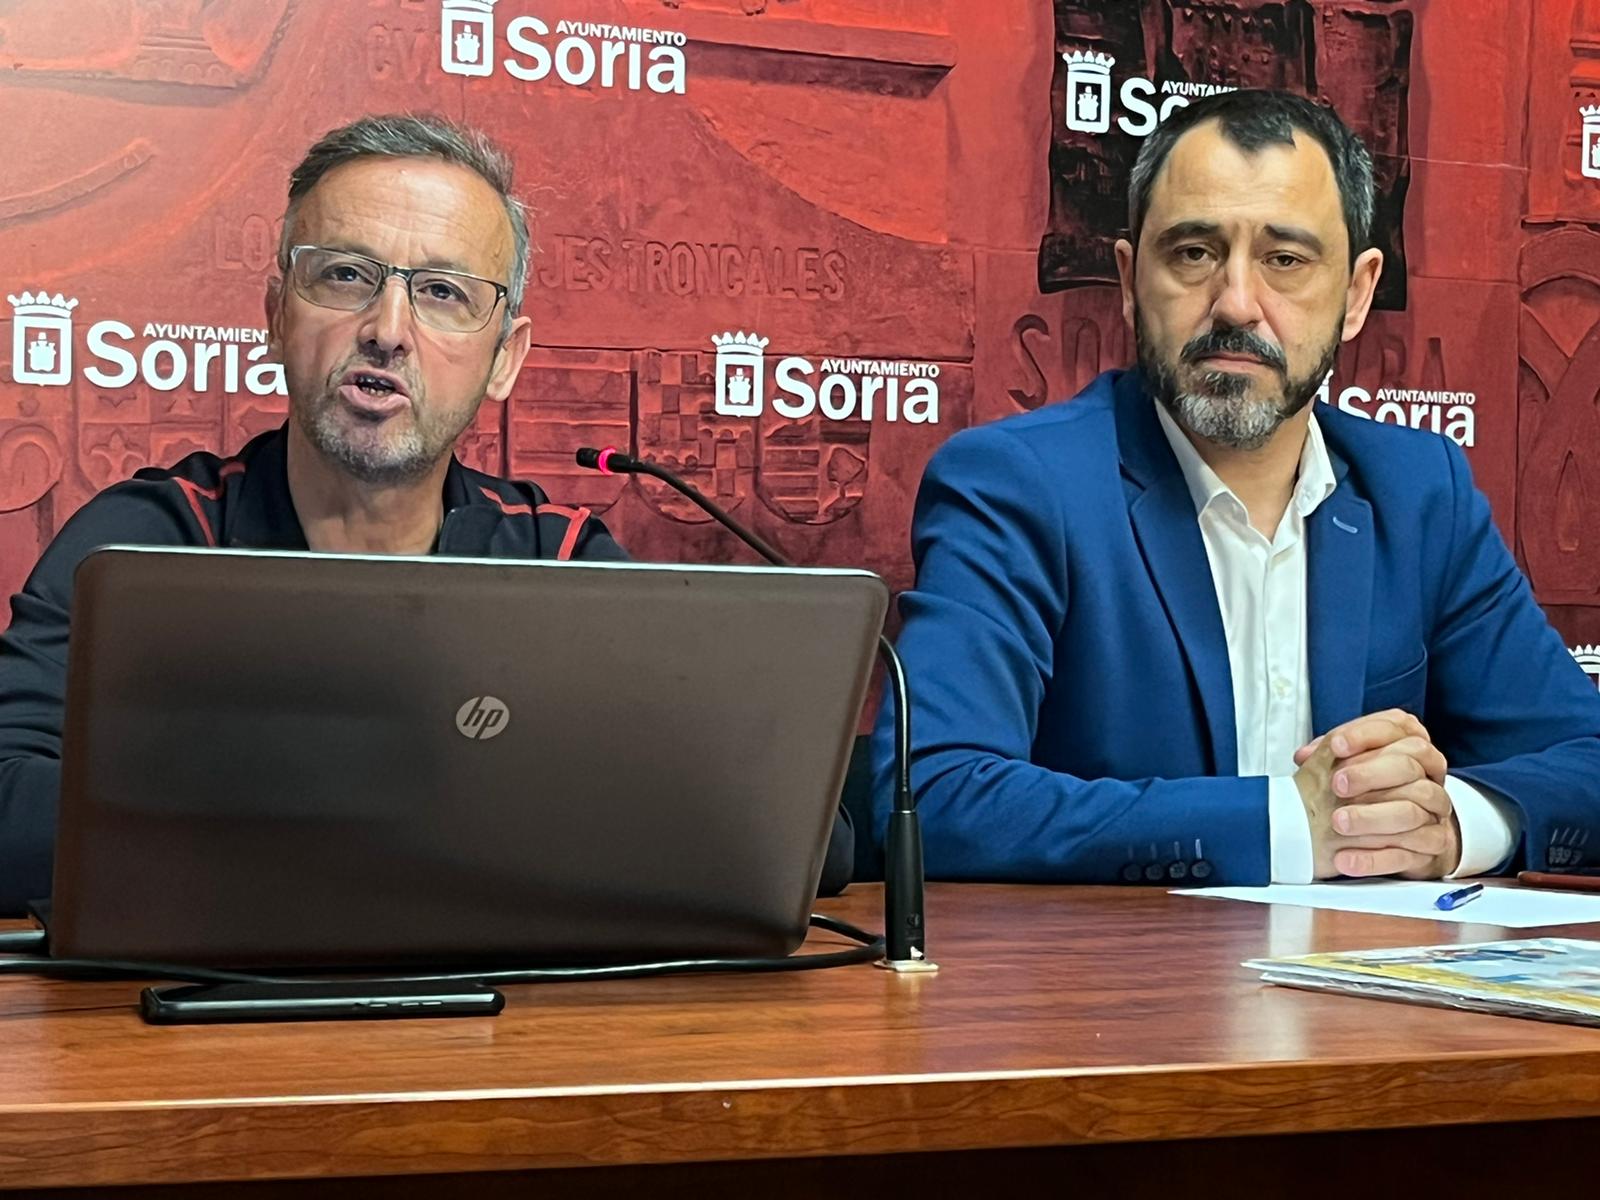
[{"left": 0, "top": 0, "right": 1597, "bottom": 688}]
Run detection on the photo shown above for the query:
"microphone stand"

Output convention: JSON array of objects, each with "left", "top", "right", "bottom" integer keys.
[{"left": 576, "top": 447, "right": 935, "bottom": 972}]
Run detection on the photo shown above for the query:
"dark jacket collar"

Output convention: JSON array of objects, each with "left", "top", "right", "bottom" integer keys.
[{"left": 226, "top": 426, "right": 304, "bottom": 550}]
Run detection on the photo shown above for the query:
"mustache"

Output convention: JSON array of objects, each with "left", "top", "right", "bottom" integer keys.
[{"left": 1180, "top": 328, "right": 1287, "bottom": 374}]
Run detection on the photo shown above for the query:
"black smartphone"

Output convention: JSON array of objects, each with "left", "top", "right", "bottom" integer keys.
[{"left": 139, "top": 979, "right": 505, "bottom": 1024}]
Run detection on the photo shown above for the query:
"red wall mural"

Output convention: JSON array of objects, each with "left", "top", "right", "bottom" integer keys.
[{"left": 0, "top": 0, "right": 1596, "bottom": 682}]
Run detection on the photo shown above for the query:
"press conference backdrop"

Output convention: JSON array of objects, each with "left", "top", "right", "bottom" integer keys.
[{"left": 0, "top": 0, "right": 1597, "bottom": 688}]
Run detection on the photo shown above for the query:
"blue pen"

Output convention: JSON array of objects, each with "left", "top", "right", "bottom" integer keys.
[{"left": 1435, "top": 883, "right": 1484, "bottom": 911}]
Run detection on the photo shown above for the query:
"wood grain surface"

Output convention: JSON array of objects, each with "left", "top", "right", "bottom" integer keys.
[{"left": 2, "top": 883, "right": 1599, "bottom": 1191}]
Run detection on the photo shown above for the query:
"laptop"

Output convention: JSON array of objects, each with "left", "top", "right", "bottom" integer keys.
[{"left": 46, "top": 547, "right": 887, "bottom": 968}]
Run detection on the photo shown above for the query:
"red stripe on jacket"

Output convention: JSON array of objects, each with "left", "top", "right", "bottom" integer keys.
[
  {"left": 479, "top": 487, "right": 532, "bottom": 515},
  {"left": 539, "top": 504, "right": 593, "bottom": 561},
  {"left": 173, "top": 461, "right": 245, "bottom": 547},
  {"left": 480, "top": 488, "right": 593, "bottom": 560}
]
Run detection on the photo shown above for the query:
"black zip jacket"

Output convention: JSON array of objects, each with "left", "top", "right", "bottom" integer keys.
[{"left": 0, "top": 425, "right": 626, "bottom": 913}]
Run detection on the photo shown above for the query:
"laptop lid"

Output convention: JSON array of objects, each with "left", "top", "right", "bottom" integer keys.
[{"left": 50, "top": 547, "right": 887, "bottom": 967}]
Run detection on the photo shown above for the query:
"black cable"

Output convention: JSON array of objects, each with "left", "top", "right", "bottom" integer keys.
[
  {"left": 880, "top": 635, "right": 912, "bottom": 813},
  {"left": 808, "top": 912, "right": 871, "bottom": 940},
  {"left": 0, "top": 914, "right": 884, "bottom": 987},
  {"left": 391, "top": 918, "right": 883, "bottom": 985}
]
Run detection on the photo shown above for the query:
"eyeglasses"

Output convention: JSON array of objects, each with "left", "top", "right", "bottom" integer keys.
[{"left": 286, "top": 245, "right": 509, "bottom": 334}]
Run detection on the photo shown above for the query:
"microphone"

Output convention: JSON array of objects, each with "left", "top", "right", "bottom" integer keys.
[
  {"left": 575, "top": 447, "right": 787, "bottom": 567},
  {"left": 576, "top": 447, "right": 933, "bottom": 972}
]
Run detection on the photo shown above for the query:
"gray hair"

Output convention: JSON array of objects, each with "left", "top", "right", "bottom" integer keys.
[
  {"left": 1126, "top": 89, "right": 1376, "bottom": 266},
  {"left": 278, "top": 113, "right": 530, "bottom": 340}
]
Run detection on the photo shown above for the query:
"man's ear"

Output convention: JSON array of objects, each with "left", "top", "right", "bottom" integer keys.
[
  {"left": 1340, "top": 247, "right": 1385, "bottom": 343},
  {"left": 1114, "top": 237, "right": 1137, "bottom": 333},
  {"left": 485, "top": 314, "right": 532, "bottom": 403}
]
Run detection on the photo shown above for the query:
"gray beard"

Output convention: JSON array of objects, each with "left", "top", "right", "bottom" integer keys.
[
  {"left": 1167, "top": 371, "right": 1286, "bottom": 452},
  {"left": 297, "top": 399, "right": 440, "bottom": 486},
  {"left": 1138, "top": 320, "right": 1341, "bottom": 452}
]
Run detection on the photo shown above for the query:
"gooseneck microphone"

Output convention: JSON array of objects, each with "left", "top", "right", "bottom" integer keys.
[
  {"left": 576, "top": 446, "right": 933, "bottom": 972},
  {"left": 574, "top": 447, "right": 788, "bottom": 566}
]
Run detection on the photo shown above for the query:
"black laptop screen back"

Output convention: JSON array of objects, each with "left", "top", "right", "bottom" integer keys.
[{"left": 51, "top": 550, "right": 887, "bottom": 967}]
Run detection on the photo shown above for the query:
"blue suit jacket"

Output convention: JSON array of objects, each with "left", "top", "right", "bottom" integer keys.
[{"left": 870, "top": 369, "right": 1600, "bottom": 885}]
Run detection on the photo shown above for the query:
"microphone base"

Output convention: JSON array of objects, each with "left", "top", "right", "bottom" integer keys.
[{"left": 874, "top": 956, "right": 940, "bottom": 974}]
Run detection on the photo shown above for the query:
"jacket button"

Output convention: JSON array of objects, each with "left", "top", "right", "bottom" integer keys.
[
  {"left": 1190, "top": 860, "right": 1214, "bottom": 882},
  {"left": 1120, "top": 863, "right": 1143, "bottom": 883},
  {"left": 1167, "top": 861, "right": 1189, "bottom": 881},
  {"left": 1143, "top": 863, "right": 1165, "bottom": 883}
]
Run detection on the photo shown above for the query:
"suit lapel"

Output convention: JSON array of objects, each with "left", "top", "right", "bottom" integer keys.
[
  {"left": 1306, "top": 480, "right": 1374, "bottom": 736},
  {"left": 1115, "top": 374, "right": 1237, "bottom": 774},
  {"left": 1129, "top": 481, "right": 1238, "bottom": 773}
]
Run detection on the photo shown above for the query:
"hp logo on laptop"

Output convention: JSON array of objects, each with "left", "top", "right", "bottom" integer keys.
[{"left": 455, "top": 696, "right": 509, "bottom": 741}]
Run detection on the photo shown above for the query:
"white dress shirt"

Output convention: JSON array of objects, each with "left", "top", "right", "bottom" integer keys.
[{"left": 1152, "top": 402, "right": 1518, "bottom": 882}]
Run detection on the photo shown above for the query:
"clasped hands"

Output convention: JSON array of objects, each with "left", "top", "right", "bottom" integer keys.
[{"left": 1292, "top": 709, "right": 1461, "bottom": 880}]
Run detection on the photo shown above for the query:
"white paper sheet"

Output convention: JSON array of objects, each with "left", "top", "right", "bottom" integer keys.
[{"left": 1172, "top": 880, "right": 1600, "bottom": 927}]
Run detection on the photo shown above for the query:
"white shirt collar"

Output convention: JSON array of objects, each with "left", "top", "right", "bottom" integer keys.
[{"left": 1152, "top": 399, "right": 1337, "bottom": 524}]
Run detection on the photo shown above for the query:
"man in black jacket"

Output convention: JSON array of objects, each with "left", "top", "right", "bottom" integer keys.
[{"left": 0, "top": 115, "right": 629, "bottom": 913}]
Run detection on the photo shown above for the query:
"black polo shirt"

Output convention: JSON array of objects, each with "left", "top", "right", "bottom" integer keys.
[{"left": 0, "top": 425, "right": 626, "bottom": 913}]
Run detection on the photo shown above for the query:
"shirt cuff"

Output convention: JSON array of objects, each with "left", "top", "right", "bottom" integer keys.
[
  {"left": 1445, "top": 775, "right": 1521, "bottom": 879},
  {"left": 1268, "top": 775, "right": 1314, "bottom": 884}
]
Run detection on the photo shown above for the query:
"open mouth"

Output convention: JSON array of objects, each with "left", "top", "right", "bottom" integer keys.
[
  {"left": 351, "top": 371, "right": 400, "bottom": 396},
  {"left": 338, "top": 370, "right": 410, "bottom": 417}
]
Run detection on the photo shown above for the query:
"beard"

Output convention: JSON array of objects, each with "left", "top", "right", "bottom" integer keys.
[
  {"left": 1138, "top": 313, "right": 1340, "bottom": 452},
  {"left": 292, "top": 360, "right": 478, "bottom": 487}
]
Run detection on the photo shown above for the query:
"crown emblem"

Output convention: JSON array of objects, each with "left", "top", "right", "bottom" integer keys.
[
  {"left": 1573, "top": 644, "right": 1600, "bottom": 670},
  {"left": 711, "top": 331, "right": 770, "bottom": 352},
  {"left": 1582, "top": 104, "right": 1600, "bottom": 120},
  {"left": 711, "top": 331, "right": 768, "bottom": 418},
  {"left": 7, "top": 290, "right": 78, "bottom": 319},
  {"left": 1063, "top": 49, "right": 1115, "bottom": 73}
]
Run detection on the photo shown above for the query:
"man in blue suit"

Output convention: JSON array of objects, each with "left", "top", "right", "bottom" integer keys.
[{"left": 872, "top": 89, "right": 1600, "bottom": 886}]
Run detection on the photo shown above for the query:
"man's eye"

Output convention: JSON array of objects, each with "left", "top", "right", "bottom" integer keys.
[
  {"left": 420, "top": 280, "right": 469, "bottom": 304},
  {"left": 1267, "top": 253, "right": 1303, "bottom": 269},
  {"left": 1176, "top": 246, "right": 1211, "bottom": 264},
  {"left": 324, "top": 264, "right": 373, "bottom": 284}
]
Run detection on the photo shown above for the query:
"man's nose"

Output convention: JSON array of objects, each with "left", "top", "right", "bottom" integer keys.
[
  {"left": 360, "top": 276, "right": 415, "bottom": 359},
  {"left": 1208, "top": 250, "right": 1266, "bottom": 331}
]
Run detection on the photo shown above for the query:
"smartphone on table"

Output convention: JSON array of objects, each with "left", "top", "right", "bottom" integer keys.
[{"left": 140, "top": 979, "right": 505, "bottom": 1024}]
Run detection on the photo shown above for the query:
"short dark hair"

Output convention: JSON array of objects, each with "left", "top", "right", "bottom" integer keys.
[
  {"left": 278, "top": 113, "right": 529, "bottom": 338},
  {"left": 1126, "top": 89, "right": 1375, "bottom": 265}
]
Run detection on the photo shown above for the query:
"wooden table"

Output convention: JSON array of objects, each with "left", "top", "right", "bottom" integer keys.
[{"left": 3, "top": 883, "right": 1599, "bottom": 1197}]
